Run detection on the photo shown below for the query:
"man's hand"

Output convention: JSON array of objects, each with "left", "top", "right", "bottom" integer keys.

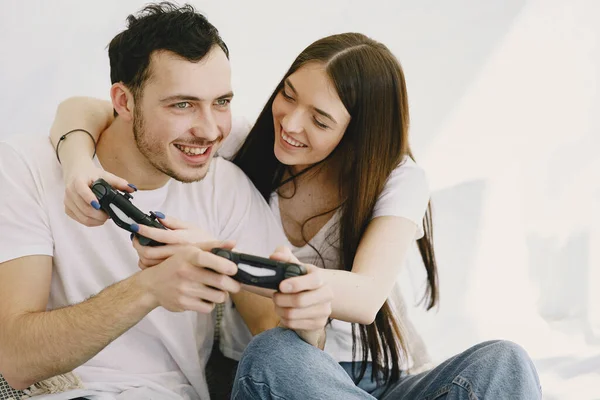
[
  {"left": 270, "top": 247, "right": 333, "bottom": 348},
  {"left": 137, "top": 244, "right": 241, "bottom": 313},
  {"left": 130, "top": 214, "right": 231, "bottom": 269}
]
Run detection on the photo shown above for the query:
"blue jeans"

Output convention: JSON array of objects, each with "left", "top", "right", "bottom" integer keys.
[
  {"left": 338, "top": 360, "right": 395, "bottom": 398},
  {"left": 232, "top": 328, "right": 542, "bottom": 399}
]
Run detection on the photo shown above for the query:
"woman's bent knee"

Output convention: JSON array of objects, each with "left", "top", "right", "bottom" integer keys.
[
  {"left": 476, "top": 340, "right": 542, "bottom": 396},
  {"left": 237, "top": 327, "right": 320, "bottom": 376}
]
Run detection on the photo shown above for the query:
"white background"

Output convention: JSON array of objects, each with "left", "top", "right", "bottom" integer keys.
[{"left": 1, "top": 1, "right": 599, "bottom": 398}]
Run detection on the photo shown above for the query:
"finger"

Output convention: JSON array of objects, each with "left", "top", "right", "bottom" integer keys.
[
  {"left": 275, "top": 302, "right": 332, "bottom": 321},
  {"left": 69, "top": 181, "right": 108, "bottom": 222},
  {"left": 132, "top": 223, "right": 180, "bottom": 245},
  {"left": 150, "top": 213, "right": 192, "bottom": 230},
  {"left": 102, "top": 172, "right": 134, "bottom": 192},
  {"left": 176, "top": 265, "right": 241, "bottom": 293},
  {"left": 269, "top": 246, "right": 301, "bottom": 264},
  {"left": 81, "top": 169, "right": 134, "bottom": 195},
  {"left": 132, "top": 238, "right": 167, "bottom": 268},
  {"left": 132, "top": 241, "right": 181, "bottom": 262},
  {"left": 192, "top": 251, "right": 238, "bottom": 276},
  {"left": 138, "top": 255, "right": 163, "bottom": 268},
  {"left": 194, "top": 268, "right": 241, "bottom": 293},
  {"left": 132, "top": 237, "right": 160, "bottom": 268},
  {"left": 272, "top": 245, "right": 293, "bottom": 256},
  {"left": 195, "top": 240, "right": 236, "bottom": 252},
  {"left": 278, "top": 264, "right": 323, "bottom": 294},
  {"left": 64, "top": 196, "right": 105, "bottom": 227},
  {"left": 138, "top": 259, "right": 156, "bottom": 270},
  {"left": 73, "top": 179, "right": 109, "bottom": 218},
  {"left": 180, "top": 297, "right": 215, "bottom": 314},
  {"left": 184, "top": 282, "right": 229, "bottom": 304},
  {"left": 273, "top": 286, "right": 333, "bottom": 309}
]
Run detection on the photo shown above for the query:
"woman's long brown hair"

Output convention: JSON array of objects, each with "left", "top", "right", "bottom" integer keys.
[{"left": 233, "top": 33, "right": 438, "bottom": 390}]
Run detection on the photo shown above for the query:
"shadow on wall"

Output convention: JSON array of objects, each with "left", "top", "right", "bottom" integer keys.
[
  {"left": 535, "top": 354, "right": 600, "bottom": 381},
  {"left": 525, "top": 113, "right": 600, "bottom": 345},
  {"left": 527, "top": 230, "right": 589, "bottom": 324},
  {"left": 400, "top": 0, "right": 528, "bottom": 152}
]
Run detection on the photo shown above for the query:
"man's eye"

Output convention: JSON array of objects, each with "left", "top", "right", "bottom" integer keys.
[
  {"left": 216, "top": 99, "right": 231, "bottom": 106},
  {"left": 174, "top": 102, "right": 191, "bottom": 109}
]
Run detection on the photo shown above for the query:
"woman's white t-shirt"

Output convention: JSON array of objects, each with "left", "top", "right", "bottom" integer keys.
[{"left": 220, "top": 155, "right": 433, "bottom": 370}]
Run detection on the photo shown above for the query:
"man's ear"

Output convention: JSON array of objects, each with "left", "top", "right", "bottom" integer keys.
[{"left": 110, "top": 83, "right": 135, "bottom": 122}]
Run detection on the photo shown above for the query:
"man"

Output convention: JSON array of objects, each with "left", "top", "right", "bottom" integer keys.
[{"left": 0, "top": 3, "right": 330, "bottom": 399}]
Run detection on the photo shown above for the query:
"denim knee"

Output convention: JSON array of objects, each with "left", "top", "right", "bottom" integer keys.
[
  {"left": 236, "top": 328, "right": 311, "bottom": 377},
  {"left": 485, "top": 340, "right": 535, "bottom": 368},
  {"left": 233, "top": 328, "right": 374, "bottom": 400},
  {"left": 475, "top": 340, "right": 542, "bottom": 394}
]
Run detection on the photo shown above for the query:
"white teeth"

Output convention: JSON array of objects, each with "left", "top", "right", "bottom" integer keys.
[
  {"left": 176, "top": 144, "right": 208, "bottom": 155},
  {"left": 281, "top": 131, "right": 306, "bottom": 148}
]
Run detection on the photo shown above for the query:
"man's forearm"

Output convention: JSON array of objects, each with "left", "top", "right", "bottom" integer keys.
[{"left": 2, "top": 272, "right": 156, "bottom": 389}]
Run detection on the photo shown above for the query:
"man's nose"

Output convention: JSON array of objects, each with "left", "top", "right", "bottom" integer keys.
[{"left": 191, "top": 111, "right": 220, "bottom": 142}]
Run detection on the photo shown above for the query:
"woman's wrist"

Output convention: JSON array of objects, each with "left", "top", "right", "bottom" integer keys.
[
  {"left": 60, "top": 148, "right": 97, "bottom": 185},
  {"left": 55, "top": 130, "right": 96, "bottom": 163},
  {"left": 57, "top": 133, "right": 96, "bottom": 171}
]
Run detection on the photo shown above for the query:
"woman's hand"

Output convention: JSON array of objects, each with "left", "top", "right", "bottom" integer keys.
[
  {"left": 270, "top": 247, "right": 333, "bottom": 349},
  {"left": 130, "top": 214, "right": 234, "bottom": 269},
  {"left": 62, "top": 159, "right": 133, "bottom": 227}
]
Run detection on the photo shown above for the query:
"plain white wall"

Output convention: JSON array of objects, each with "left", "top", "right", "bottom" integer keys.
[{"left": 1, "top": 1, "right": 598, "bottom": 398}]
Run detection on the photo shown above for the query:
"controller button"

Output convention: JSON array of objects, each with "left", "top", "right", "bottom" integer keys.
[
  {"left": 123, "top": 192, "right": 133, "bottom": 200},
  {"left": 284, "top": 265, "right": 302, "bottom": 278},
  {"left": 93, "top": 184, "right": 107, "bottom": 196},
  {"left": 216, "top": 250, "right": 232, "bottom": 260}
]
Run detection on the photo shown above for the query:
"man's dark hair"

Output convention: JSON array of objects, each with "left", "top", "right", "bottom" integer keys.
[{"left": 108, "top": 1, "right": 228, "bottom": 101}]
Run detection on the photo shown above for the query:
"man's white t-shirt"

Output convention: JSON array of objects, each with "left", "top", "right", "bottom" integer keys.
[
  {"left": 220, "top": 155, "right": 433, "bottom": 370},
  {"left": 0, "top": 132, "right": 286, "bottom": 400}
]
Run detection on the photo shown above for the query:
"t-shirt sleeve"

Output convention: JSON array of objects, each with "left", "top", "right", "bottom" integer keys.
[
  {"left": 371, "top": 158, "right": 430, "bottom": 239},
  {"left": 214, "top": 159, "right": 286, "bottom": 257},
  {"left": 0, "top": 142, "right": 54, "bottom": 263}
]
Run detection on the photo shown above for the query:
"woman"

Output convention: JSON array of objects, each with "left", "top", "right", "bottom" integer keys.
[{"left": 49, "top": 33, "right": 541, "bottom": 398}]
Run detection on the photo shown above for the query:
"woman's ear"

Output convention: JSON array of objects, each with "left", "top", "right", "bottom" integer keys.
[{"left": 110, "top": 82, "right": 135, "bottom": 122}]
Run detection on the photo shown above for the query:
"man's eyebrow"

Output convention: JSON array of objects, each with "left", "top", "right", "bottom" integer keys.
[
  {"left": 159, "top": 94, "right": 200, "bottom": 103},
  {"left": 216, "top": 91, "right": 235, "bottom": 100},
  {"left": 159, "top": 92, "right": 234, "bottom": 103}
]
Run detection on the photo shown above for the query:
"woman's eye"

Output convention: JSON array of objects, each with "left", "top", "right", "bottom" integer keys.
[{"left": 314, "top": 118, "right": 329, "bottom": 129}]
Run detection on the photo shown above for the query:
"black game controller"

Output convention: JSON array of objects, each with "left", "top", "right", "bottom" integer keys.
[
  {"left": 90, "top": 178, "right": 167, "bottom": 246},
  {"left": 211, "top": 248, "right": 307, "bottom": 290}
]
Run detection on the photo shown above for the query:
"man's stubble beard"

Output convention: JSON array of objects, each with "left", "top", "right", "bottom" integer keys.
[{"left": 132, "top": 105, "right": 209, "bottom": 184}]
